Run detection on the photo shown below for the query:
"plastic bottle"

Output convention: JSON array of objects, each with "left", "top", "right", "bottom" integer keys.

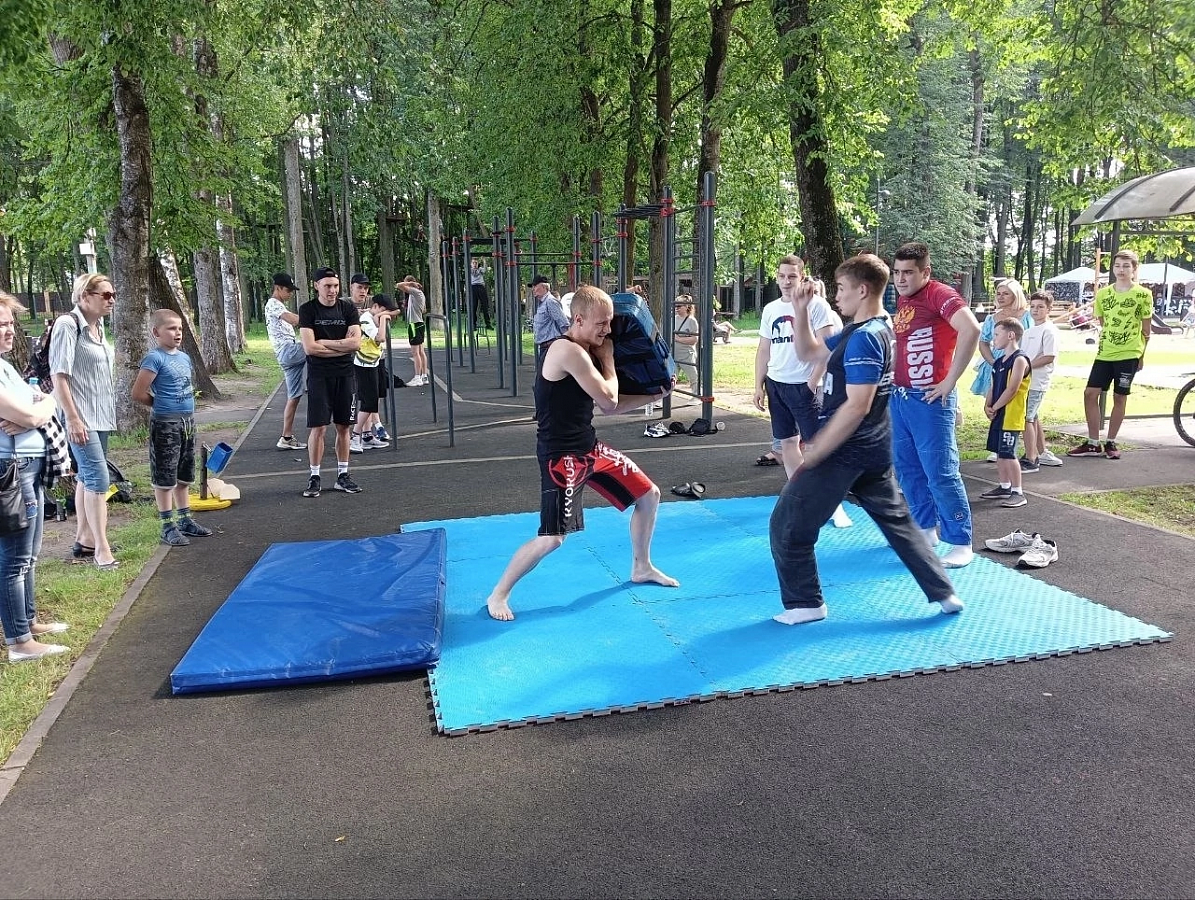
[{"left": 28, "top": 376, "right": 38, "bottom": 389}]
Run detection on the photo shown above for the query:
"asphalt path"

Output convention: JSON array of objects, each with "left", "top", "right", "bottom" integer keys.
[{"left": 1, "top": 345, "right": 1192, "bottom": 899}]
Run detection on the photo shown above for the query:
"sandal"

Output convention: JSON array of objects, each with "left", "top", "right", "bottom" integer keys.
[
  {"left": 755, "top": 453, "right": 780, "bottom": 467},
  {"left": 670, "top": 482, "right": 706, "bottom": 499},
  {"left": 71, "top": 542, "right": 96, "bottom": 559}
]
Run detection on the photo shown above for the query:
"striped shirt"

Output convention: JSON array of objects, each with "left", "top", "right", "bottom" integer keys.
[{"left": 48, "top": 308, "right": 117, "bottom": 431}]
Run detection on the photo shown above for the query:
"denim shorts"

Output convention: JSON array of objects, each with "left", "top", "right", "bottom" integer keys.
[
  {"left": 1025, "top": 389, "right": 1045, "bottom": 422},
  {"left": 277, "top": 341, "right": 307, "bottom": 400},
  {"left": 70, "top": 429, "right": 110, "bottom": 494},
  {"left": 149, "top": 416, "right": 197, "bottom": 488}
]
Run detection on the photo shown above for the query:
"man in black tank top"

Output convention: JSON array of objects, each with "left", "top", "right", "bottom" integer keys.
[
  {"left": 486, "top": 285, "right": 680, "bottom": 622},
  {"left": 768, "top": 255, "right": 963, "bottom": 627}
]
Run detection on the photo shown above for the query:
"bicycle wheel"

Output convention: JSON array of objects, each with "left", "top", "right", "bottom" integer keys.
[{"left": 1174, "top": 378, "right": 1195, "bottom": 447}]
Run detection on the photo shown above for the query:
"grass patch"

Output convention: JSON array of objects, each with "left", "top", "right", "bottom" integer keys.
[
  {"left": 0, "top": 327, "right": 279, "bottom": 766},
  {"left": 1058, "top": 485, "right": 1195, "bottom": 538}
]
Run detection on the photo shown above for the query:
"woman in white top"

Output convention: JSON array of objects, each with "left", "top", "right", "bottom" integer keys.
[
  {"left": 0, "top": 291, "right": 70, "bottom": 661},
  {"left": 50, "top": 273, "right": 119, "bottom": 569}
]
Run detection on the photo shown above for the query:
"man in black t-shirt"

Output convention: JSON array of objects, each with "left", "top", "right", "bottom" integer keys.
[{"left": 298, "top": 267, "right": 362, "bottom": 497}]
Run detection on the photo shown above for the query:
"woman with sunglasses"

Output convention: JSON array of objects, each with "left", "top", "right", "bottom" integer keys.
[{"left": 49, "top": 274, "right": 119, "bottom": 569}]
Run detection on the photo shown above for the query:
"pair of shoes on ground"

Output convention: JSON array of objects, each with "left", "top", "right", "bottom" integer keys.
[
  {"left": 1067, "top": 440, "right": 1120, "bottom": 459},
  {"left": 984, "top": 529, "right": 1059, "bottom": 568},
  {"left": 670, "top": 482, "right": 706, "bottom": 499},
  {"left": 276, "top": 435, "right": 307, "bottom": 450},
  {"left": 772, "top": 593, "right": 964, "bottom": 626},
  {"left": 978, "top": 485, "right": 1027, "bottom": 507},
  {"left": 303, "top": 473, "right": 362, "bottom": 498}
]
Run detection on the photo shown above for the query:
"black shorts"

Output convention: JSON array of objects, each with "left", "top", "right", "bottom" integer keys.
[
  {"left": 408, "top": 322, "right": 426, "bottom": 346},
  {"left": 355, "top": 365, "right": 380, "bottom": 414},
  {"left": 1086, "top": 358, "right": 1139, "bottom": 396},
  {"left": 307, "top": 371, "right": 356, "bottom": 427},
  {"left": 537, "top": 441, "right": 654, "bottom": 536},
  {"left": 149, "top": 416, "right": 197, "bottom": 488}
]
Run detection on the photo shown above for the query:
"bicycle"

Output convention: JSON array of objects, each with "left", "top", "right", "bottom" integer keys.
[{"left": 1175, "top": 372, "right": 1195, "bottom": 446}]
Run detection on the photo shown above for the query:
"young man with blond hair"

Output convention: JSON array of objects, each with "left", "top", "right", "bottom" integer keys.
[{"left": 485, "top": 285, "right": 678, "bottom": 622}]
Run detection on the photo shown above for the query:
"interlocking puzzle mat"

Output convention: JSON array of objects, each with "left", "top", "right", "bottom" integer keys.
[{"left": 416, "top": 497, "right": 1171, "bottom": 735}]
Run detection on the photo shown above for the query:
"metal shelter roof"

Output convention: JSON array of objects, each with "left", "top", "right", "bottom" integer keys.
[{"left": 1072, "top": 166, "right": 1195, "bottom": 225}]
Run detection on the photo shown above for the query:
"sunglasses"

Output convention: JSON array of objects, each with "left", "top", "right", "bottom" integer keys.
[{"left": 88, "top": 290, "right": 117, "bottom": 301}]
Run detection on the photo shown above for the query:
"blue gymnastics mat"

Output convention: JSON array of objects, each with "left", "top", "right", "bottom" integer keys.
[
  {"left": 170, "top": 530, "right": 446, "bottom": 694},
  {"left": 413, "top": 497, "right": 1170, "bottom": 735}
]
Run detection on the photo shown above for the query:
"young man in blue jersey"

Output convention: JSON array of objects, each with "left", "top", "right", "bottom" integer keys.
[
  {"left": 768, "top": 254, "right": 963, "bottom": 625},
  {"left": 131, "top": 310, "right": 214, "bottom": 547}
]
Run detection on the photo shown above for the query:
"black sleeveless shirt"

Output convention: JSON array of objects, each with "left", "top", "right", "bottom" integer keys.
[{"left": 534, "top": 338, "right": 597, "bottom": 456}]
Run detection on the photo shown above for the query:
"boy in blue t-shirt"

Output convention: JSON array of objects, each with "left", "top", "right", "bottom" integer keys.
[
  {"left": 131, "top": 310, "right": 213, "bottom": 546},
  {"left": 768, "top": 254, "right": 962, "bottom": 626}
]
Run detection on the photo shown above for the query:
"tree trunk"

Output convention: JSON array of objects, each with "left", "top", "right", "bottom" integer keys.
[
  {"left": 695, "top": 0, "right": 738, "bottom": 303},
  {"left": 621, "top": 0, "right": 648, "bottom": 272},
  {"left": 0, "top": 234, "right": 10, "bottom": 293},
  {"left": 378, "top": 205, "right": 395, "bottom": 298},
  {"left": 216, "top": 201, "right": 245, "bottom": 354},
  {"left": 773, "top": 0, "right": 843, "bottom": 295},
  {"left": 341, "top": 151, "right": 356, "bottom": 278},
  {"left": 155, "top": 252, "right": 222, "bottom": 400},
  {"left": 426, "top": 188, "right": 442, "bottom": 316},
  {"left": 648, "top": 0, "right": 672, "bottom": 314},
  {"left": 961, "top": 47, "right": 984, "bottom": 303},
  {"left": 109, "top": 62, "right": 153, "bottom": 432},
  {"left": 304, "top": 132, "right": 326, "bottom": 269},
  {"left": 194, "top": 239, "right": 235, "bottom": 373},
  {"left": 283, "top": 136, "right": 310, "bottom": 305}
]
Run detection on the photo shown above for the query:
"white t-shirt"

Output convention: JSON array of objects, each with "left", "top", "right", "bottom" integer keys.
[
  {"left": 264, "top": 297, "right": 298, "bottom": 355},
  {"left": 758, "top": 296, "right": 841, "bottom": 383},
  {"left": 1021, "top": 320, "right": 1059, "bottom": 391}
]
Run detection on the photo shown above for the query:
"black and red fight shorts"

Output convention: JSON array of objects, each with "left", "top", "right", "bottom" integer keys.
[{"left": 538, "top": 440, "right": 654, "bottom": 536}]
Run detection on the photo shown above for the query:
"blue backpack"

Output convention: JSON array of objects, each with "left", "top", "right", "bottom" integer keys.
[{"left": 609, "top": 292, "right": 677, "bottom": 396}]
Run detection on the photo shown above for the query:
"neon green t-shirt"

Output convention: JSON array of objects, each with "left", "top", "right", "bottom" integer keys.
[{"left": 1094, "top": 284, "right": 1152, "bottom": 362}]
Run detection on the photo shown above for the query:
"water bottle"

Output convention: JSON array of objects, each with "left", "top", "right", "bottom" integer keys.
[{"left": 28, "top": 376, "right": 38, "bottom": 389}]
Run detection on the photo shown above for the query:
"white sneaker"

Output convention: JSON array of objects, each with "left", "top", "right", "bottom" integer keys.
[
  {"left": 349, "top": 434, "right": 363, "bottom": 454},
  {"left": 985, "top": 452, "right": 998, "bottom": 462},
  {"left": 941, "top": 544, "right": 974, "bottom": 568},
  {"left": 1038, "top": 449, "right": 1064, "bottom": 467},
  {"left": 984, "top": 529, "right": 1038, "bottom": 553},
  {"left": 1018, "top": 536, "right": 1059, "bottom": 568},
  {"left": 276, "top": 435, "right": 307, "bottom": 450}
]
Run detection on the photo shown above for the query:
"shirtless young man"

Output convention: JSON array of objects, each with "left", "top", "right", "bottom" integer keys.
[{"left": 485, "top": 285, "right": 679, "bottom": 621}]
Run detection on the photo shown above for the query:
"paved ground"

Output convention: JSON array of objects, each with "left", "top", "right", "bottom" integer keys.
[{"left": 1, "top": 341, "right": 1193, "bottom": 899}]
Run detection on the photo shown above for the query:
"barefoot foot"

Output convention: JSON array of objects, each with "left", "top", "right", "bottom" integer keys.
[
  {"left": 631, "top": 566, "right": 680, "bottom": 587},
  {"left": 486, "top": 594, "right": 515, "bottom": 621}
]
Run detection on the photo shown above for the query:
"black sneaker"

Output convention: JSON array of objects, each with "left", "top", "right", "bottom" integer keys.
[
  {"left": 177, "top": 518, "right": 213, "bottom": 537},
  {"left": 334, "top": 472, "right": 362, "bottom": 494},
  {"left": 979, "top": 485, "right": 1013, "bottom": 500},
  {"left": 303, "top": 475, "right": 321, "bottom": 498},
  {"left": 161, "top": 524, "right": 191, "bottom": 546},
  {"left": 1019, "top": 457, "right": 1040, "bottom": 473}
]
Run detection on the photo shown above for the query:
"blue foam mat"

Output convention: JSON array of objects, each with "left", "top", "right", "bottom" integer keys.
[
  {"left": 413, "top": 497, "right": 1171, "bottom": 734},
  {"left": 170, "top": 530, "right": 446, "bottom": 694}
]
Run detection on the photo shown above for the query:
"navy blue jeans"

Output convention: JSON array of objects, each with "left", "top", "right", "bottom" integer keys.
[
  {"left": 769, "top": 457, "right": 956, "bottom": 610},
  {"left": 0, "top": 457, "right": 45, "bottom": 646}
]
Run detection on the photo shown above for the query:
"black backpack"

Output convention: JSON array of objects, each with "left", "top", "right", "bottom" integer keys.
[
  {"left": 23, "top": 328, "right": 54, "bottom": 392},
  {"left": 609, "top": 292, "right": 677, "bottom": 396}
]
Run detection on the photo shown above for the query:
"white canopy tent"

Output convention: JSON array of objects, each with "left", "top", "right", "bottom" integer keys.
[{"left": 1043, "top": 265, "right": 1105, "bottom": 303}]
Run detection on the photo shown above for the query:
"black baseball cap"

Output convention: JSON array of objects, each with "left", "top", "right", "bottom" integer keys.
[
  {"left": 371, "top": 293, "right": 399, "bottom": 311},
  {"left": 528, "top": 274, "right": 550, "bottom": 286},
  {"left": 311, "top": 266, "right": 338, "bottom": 283},
  {"left": 273, "top": 273, "right": 296, "bottom": 290},
  {"left": 350, "top": 272, "right": 371, "bottom": 286}
]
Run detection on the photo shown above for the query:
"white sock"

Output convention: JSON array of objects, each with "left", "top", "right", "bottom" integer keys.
[
  {"left": 920, "top": 526, "right": 939, "bottom": 549},
  {"left": 936, "top": 595, "right": 965, "bottom": 614},
  {"left": 1010, "top": 488, "right": 1023, "bottom": 495},
  {"left": 831, "top": 504, "right": 853, "bottom": 528},
  {"left": 772, "top": 605, "right": 828, "bottom": 626},
  {"left": 309, "top": 466, "right": 320, "bottom": 477},
  {"left": 338, "top": 461, "right": 349, "bottom": 475},
  {"left": 941, "top": 544, "right": 974, "bottom": 569},
  {"left": 1000, "top": 482, "right": 1011, "bottom": 489}
]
